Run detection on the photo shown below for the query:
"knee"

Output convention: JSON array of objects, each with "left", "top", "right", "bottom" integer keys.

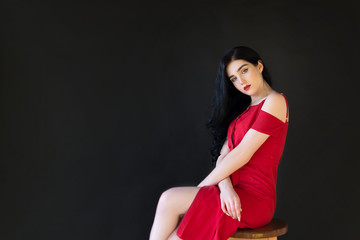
[{"left": 157, "top": 188, "right": 177, "bottom": 210}]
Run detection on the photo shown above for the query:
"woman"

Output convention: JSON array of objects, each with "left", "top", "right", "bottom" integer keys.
[{"left": 149, "top": 46, "right": 289, "bottom": 240}]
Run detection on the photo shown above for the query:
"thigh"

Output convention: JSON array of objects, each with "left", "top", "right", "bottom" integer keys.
[
  {"left": 161, "top": 186, "right": 200, "bottom": 215},
  {"left": 234, "top": 188, "right": 274, "bottom": 228}
]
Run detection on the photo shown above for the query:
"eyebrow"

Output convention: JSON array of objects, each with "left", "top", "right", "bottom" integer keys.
[{"left": 228, "top": 64, "right": 249, "bottom": 78}]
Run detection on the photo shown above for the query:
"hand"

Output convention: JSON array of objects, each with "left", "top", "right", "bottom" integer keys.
[{"left": 219, "top": 185, "right": 242, "bottom": 222}]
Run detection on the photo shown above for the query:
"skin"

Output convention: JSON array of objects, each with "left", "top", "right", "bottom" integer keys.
[
  {"left": 149, "top": 59, "right": 288, "bottom": 240},
  {"left": 212, "top": 59, "right": 288, "bottom": 222}
]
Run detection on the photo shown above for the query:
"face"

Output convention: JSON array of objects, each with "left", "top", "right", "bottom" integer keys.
[{"left": 226, "top": 59, "right": 264, "bottom": 96}]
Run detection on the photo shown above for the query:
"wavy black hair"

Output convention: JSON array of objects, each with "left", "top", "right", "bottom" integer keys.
[{"left": 206, "top": 46, "right": 273, "bottom": 166}]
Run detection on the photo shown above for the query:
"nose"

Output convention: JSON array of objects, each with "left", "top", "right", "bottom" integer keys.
[{"left": 237, "top": 76, "right": 247, "bottom": 85}]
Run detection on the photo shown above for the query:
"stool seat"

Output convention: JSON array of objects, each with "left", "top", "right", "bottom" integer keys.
[{"left": 228, "top": 218, "right": 288, "bottom": 239}]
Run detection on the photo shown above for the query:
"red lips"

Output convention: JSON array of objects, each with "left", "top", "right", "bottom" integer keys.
[{"left": 244, "top": 85, "right": 251, "bottom": 91}]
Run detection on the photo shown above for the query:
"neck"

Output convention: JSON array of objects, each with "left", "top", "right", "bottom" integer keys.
[{"left": 250, "top": 81, "right": 273, "bottom": 105}]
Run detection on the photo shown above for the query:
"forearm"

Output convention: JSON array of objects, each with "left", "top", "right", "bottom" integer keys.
[
  {"left": 198, "top": 148, "right": 251, "bottom": 187},
  {"left": 200, "top": 129, "right": 269, "bottom": 187},
  {"left": 198, "top": 153, "right": 229, "bottom": 187},
  {"left": 217, "top": 155, "right": 233, "bottom": 190},
  {"left": 198, "top": 150, "right": 245, "bottom": 187},
  {"left": 218, "top": 177, "right": 233, "bottom": 190}
]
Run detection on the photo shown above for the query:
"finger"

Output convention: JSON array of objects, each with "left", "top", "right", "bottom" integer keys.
[
  {"left": 229, "top": 201, "right": 237, "bottom": 219},
  {"left": 225, "top": 202, "right": 234, "bottom": 218},
  {"left": 239, "top": 198, "right": 242, "bottom": 212},
  {"left": 227, "top": 203, "right": 232, "bottom": 218},
  {"left": 221, "top": 198, "right": 229, "bottom": 216},
  {"left": 234, "top": 200, "right": 241, "bottom": 222}
]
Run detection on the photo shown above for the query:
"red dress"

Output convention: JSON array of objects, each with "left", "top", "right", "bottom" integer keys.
[{"left": 177, "top": 93, "right": 289, "bottom": 240}]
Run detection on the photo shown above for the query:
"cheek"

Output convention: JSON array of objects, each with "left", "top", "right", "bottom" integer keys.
[
  {"left": 246, "top": 72, "right": 259, "bottom": 85},
  {"left": 234, "top": 84, "right": 245, "bottom": 93},
  {"left": 247, "top": 72, "right": 256, "bottom": 80}
]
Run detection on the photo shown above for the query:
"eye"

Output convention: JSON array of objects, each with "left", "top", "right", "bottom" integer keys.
[
  {"left": 230, "top": 77, "right": 237, "bottom": 82},
  {"left": 242, "top": 68, "right": 248, "bottom": 74}
]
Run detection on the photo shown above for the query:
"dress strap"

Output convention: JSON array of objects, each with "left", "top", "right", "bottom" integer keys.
[{"left": 280, "top": 93, "right": 289, "bottom": 122}]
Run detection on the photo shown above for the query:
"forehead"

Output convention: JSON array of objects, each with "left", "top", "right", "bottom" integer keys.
[{"left": 226, "top": 59, "right": 250, "bottom": 76}]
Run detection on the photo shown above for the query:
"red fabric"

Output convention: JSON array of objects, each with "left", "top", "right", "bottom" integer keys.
[{"left": 177, "top": 94, "right": 289, "bottom": 240}]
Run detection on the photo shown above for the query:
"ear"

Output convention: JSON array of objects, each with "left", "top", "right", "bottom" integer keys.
[{"left": 257, "top": 60, "right": 264, "bottom": 73}]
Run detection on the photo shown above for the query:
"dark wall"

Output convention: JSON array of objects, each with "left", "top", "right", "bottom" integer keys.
[{"left": 1, "top": 1, "right": 359, "bottom": 239}]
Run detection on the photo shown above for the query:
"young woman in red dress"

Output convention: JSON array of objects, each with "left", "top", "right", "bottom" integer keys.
[{"left": 149, "top": 46, "right": 289, "bottom": 240}]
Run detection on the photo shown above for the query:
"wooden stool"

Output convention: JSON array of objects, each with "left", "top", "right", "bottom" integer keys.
[{"left": 228, "top": 218, "right": 288, "bottom": 240}]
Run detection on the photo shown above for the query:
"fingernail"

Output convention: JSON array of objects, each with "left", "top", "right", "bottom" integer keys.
[{"left": 238, "top": 217, "right": 240, "bottom": 222}]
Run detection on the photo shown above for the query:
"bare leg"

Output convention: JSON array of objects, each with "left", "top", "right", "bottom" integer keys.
[{"left": 149, "top": 187, "right": 200, "bottom": 240}]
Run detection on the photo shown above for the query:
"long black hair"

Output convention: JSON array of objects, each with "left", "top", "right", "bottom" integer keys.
[{"left": 206, "top": 46, "right": 273, "bottom": 166}]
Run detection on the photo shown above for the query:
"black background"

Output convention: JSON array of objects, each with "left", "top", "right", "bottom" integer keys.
[{"left": 1, "top": 0, "right": 359, "bottom": 239}]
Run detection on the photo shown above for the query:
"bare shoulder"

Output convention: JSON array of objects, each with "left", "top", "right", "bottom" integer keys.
[{"left": 261, "top": 91, "right": 288, "bottom": 123}]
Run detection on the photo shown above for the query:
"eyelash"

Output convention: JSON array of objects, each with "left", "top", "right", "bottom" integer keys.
[{"left": 230, "top": 68, "right": 248, "bottom": 82}]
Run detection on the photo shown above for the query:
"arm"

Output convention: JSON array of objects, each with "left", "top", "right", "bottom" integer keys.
[
  {"left": 214, "top": 139, "right": 234, "bottom": 199},
  {"left": 198, "top": 92, "right": 287, "bottom": 187},
  {"left": 217, "top": 150, "right": 243, "bottom": 221},
  {"left": 198, "top": 138, "right": 242, "bottom": 220},
  {"left": 198, "top": 129, "right": 269, "bottom": 186},
  {"left": 197, "top": 138, "right": 231, "bottom": 187},
  {"left": 215, "top": 139, "right": 233, "bottom": 192}
]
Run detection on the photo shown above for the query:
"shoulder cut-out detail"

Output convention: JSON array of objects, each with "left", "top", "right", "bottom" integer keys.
[{"left": 261, "top": 92, "right": 287, "bottom": 123}]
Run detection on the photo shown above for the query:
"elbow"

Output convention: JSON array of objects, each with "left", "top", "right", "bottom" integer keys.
[{"left": 216, "top": 154, "right": 226, "bottom": 166}]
